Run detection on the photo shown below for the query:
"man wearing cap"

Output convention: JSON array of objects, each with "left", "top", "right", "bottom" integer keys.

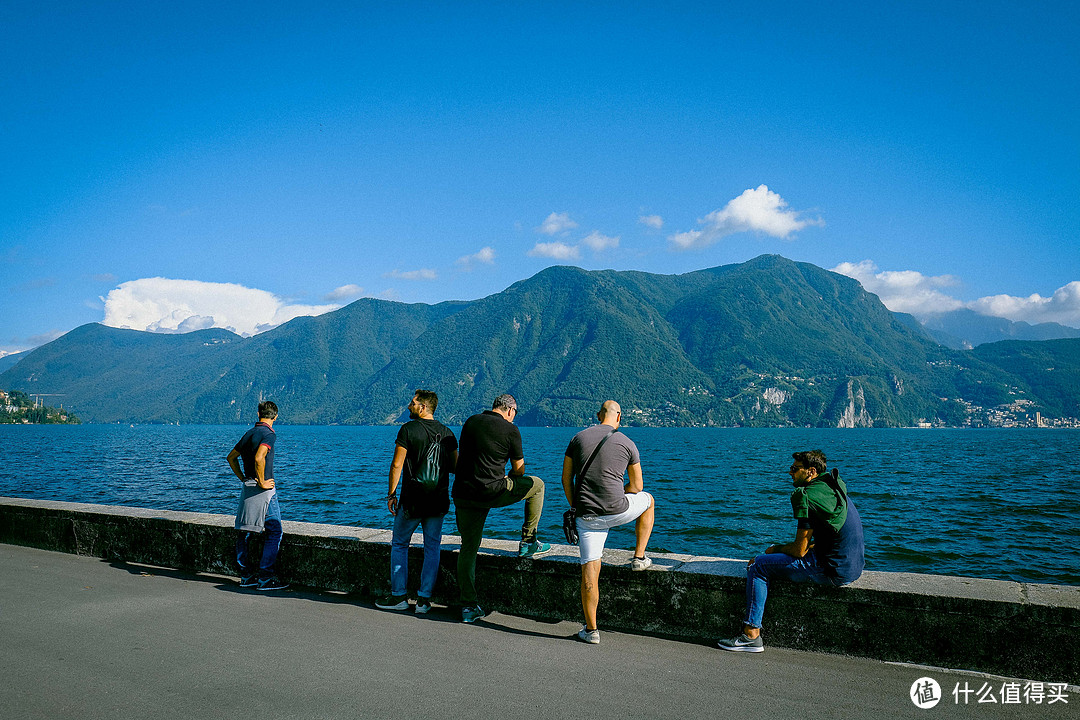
[{"left": 452, "top": 393, "right": 550, "bottom": 623}]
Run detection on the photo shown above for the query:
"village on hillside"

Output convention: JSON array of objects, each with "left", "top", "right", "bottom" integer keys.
[{"left": 0, "top": 390, "right": 79, "bottom": 424}]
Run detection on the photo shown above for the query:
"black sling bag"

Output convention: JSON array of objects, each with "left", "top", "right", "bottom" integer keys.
[{"left": 563, "top": 427, "right": 617, "bottom": 545}]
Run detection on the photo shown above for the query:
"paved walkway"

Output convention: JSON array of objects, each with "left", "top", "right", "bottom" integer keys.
[{"left": 0, "top": 544, "right": 1072, "bottom": 720}]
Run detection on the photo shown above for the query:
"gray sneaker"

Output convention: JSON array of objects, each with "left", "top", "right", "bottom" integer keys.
[
  {"left": 577, "top": 626, "right": 600, "bottom": 644},
  {"left": 630, "top": 556, "right": 652, "bottom": 571},
  {"left": 415, "top": 598, "right": 432, "bottom": 614},
  {"left": 717, "top": 633, "right": 764, "bottom": 653}
]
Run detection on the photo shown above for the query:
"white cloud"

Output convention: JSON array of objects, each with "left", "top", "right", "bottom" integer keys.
[
  {"left": 670, "top": 185, "right": 823, "bottom": 250},
  {"left": 832, "top": 261, "right": 965, "bottom": 316},
  {"left": 324, "top": 284, "right": 365, "bottom": 302},
  {"left": 384, "top": 268, "right": 437, "bottom": 281},
  {"left": 537, "top": 212, "right": 578, "bottom": 236},
  {"left": 968, "top": 282, "right": 1080, "bottom": 327},
  {"left": 639, "top": 214, "right": 664, "bottom": 230},
  {"left": 580, "top": 231, "right": 619, "bottom": 252},
  {"left": 455, "top": 246, "right": 496, "bottom": 270},
  {"left": 528, "top": 241, "right": 581, "bottom": 260},
  {"left": 832, "top": 260, "right": 1080, "bottom": 328},
  {"left": 102, "top": 278, "right": 339, "bottom": 336}
]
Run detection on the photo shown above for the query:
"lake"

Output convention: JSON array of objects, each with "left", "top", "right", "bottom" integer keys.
[{"left": 1, "top": 424, "right": 1077, "bottom": 585}]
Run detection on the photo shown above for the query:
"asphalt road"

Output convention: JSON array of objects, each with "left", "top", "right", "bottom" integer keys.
[{"left": 0, "top": 544, "right": 1072, "bottom": 720}]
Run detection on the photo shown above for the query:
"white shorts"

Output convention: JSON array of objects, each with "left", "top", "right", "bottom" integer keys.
[{"left": 576, "top": 491, "right": 653, "bottom": 564}]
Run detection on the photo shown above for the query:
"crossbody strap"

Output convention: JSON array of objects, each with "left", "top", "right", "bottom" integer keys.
[{"left": 572, "top": 427, "right": 617, "bottom": 507}]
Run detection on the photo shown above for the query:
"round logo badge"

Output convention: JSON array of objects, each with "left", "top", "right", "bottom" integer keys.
[{"left": 910, "top": 677, "right": 942, "bottom": 709}]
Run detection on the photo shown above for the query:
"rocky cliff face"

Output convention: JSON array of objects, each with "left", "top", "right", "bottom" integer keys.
[{"left": 836, "top": 379, "right": 874, "bottom": 428}]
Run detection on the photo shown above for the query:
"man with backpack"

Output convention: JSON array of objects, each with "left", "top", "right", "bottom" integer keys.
[
  {"left": 377, "top": 389, "right": 458, "bottom": 613},
  {"left": 562, "top": 400, "right": 655, "bottom": 644},
  {"left": 717, "top": 449, "right": 865, "bottom": 653}
]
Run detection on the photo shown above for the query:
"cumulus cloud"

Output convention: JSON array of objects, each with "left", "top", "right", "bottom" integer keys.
[
  {"left": 528, "top": 241, "right": 581, "bottom": 260},
  {"left": 670, "top": 185, "right": 824, "bottom": 250},
  {"left": 832, "top": 260, "right": 1080, "bottom": 328},
  {"left": 455, "top": 246, "right": 496, "bottom": 270},
  {"left": 580, "top": 231, "right": 619, "bottom": 252},
  {"left": 537, "top": 212, "right": 578, "bottom": 236},
  {"left": 102, "top": 278, "right": 340, "bottom": 336},
  {"left": 967, "top": 282, "right": 1080, "bottom": 327},
  {"left": 384, "top": 268, "right": 437, "bottom": 281},
  {"left": 324, "top": 284, "right": 365, "bottom": 302},
  {"left": 639, "top": 214, "right": 664, "bottom": 230},
  {"left": 832, "top": 261, "right": 965, "bottom": 316}
]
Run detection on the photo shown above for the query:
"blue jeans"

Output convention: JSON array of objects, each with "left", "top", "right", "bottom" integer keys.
[
  {"left": 743, "top": 549, "right": 844, "bottom": 628},
  {"left": 236, "top": 493, "right": 283, "bottom": 580},
  {"left": 390, "top": 510, "right": 445, "bottom": 598}
]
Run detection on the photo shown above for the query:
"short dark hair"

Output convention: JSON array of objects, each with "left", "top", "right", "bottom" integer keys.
[
  {"left": 492, "top": 393, "right": 517, "bottom": 412},
  {"left": 792, "top": 450, "right": 827, "bottom": 474},
  {"left": 414, "top": 389, "right": 438, "bottom": 412},
  {"left": 258, "top": 400, "right": 278, "bottom": 420}
]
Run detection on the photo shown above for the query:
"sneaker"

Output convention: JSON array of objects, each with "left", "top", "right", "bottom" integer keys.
[
  {"left": 630, "top": 556, "right": 652, "bottom": 571},
  {"left": 415, "top": 598, "right": 432, "bottom": 614},
  {"left": 717, "top": 633, "right": 764, "bottom": 653},
  {"left": 238, "top": 575, "right": 258, "bottom": 588},
  {"left": 461, "top": 605, "right": 485, "bottom": 623},
  {"left": 375, "top": 594, "right": 409, "bottom": 611},
  {"left": 518, "top": 540, "right": 552, "bottom": 558},
  {"left": 576, "top": 626, "right": 600, "bottom": 645},
  {"left": 256, "top": 576, "right": 290, "bottom": 591}
]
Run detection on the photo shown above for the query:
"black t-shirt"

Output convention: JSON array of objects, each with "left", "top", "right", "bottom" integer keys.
[
  {"left": 452, "top": 410, "right": 523, "bottom": 501},
  {"left": 396, "top": 418, "right": 457, "bottom": 517}
]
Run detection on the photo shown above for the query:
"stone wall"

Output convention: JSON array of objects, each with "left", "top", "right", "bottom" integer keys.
[{"left": 1, "top": 496, "right": 1076, "bottom": 684}]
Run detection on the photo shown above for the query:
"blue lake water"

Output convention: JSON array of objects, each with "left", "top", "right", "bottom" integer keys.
[{"left": 1, "top": 424, "right": 1077, "bottom": 585}]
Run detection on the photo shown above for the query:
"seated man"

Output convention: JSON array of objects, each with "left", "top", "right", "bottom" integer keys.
[
  {"left": 562, "top": 400, "right": 655, "bottom": 645},
  {"left": 718, "top": 449, "right": 864, "bottom": 653}
]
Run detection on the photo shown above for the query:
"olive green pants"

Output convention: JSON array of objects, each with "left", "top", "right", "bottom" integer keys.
[{"left": 454, "top": 475, "right": 545, "bottom": 604}]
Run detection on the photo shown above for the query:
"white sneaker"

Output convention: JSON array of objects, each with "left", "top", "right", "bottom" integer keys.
[
  {"left": 577, "top": 626, "right": 600, "bottom": 644},
  {"left": 631, "top": 556, "right": 652, "bottom": 571}
]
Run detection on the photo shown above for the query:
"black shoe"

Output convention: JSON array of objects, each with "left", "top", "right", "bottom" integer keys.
[{"left": 375, "top": 594, "right": 409, "bottom": 611}]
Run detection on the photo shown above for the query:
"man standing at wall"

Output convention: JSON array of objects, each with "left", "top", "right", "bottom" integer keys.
[
  {"left": 377, "top": 389, "right": 458, "bottom": 613},
  {"left": 226, "top": 400, "right": 288, "bottom": 591},
  {"left": 717, "top": 449, "right": 864, "bottom": 653},
  {"left": 452, "top": 393, "right": 550, "bottom": 623},
  {"left": 562, "top": 400, "right": 655, "bottom": 644}
]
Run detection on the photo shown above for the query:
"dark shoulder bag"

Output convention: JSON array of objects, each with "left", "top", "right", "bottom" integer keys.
[{"left": 563, "top": 427, "right": 616, "bottom": 545}]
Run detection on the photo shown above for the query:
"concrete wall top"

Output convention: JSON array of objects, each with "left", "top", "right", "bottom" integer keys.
[{"left": 4, "top": 496, "right": 1076, "bottom": 609}]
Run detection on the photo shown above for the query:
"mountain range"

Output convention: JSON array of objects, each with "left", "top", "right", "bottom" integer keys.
[{"left": 3, "top": 255, "right": 1078, "bottom": 427}]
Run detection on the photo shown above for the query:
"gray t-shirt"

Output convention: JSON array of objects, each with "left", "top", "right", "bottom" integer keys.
[{"left": 565, "top": 424, "right": 640, "bottom": 516}]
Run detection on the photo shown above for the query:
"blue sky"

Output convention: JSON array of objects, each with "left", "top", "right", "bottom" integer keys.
[{"left": 2, "top": 1, "right": 1078, "bottom": 354}]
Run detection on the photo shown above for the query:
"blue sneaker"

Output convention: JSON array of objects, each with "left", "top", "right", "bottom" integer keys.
[
  {"left": 518, "top": 540, "right": 552, "bottom": 558},
  {"left": 239, "top": 575, "right": 258, "bottom": 588},
  {"left": 461, "top": 605, "right": 485, "bottom": 623},
  {"left": 257, "top": 576, "right": 290, "bottom": 591}
]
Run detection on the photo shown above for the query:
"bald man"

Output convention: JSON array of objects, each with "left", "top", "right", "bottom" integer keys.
[{"left": 562, "top": 400, "right": 655, "bottom": 644}]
